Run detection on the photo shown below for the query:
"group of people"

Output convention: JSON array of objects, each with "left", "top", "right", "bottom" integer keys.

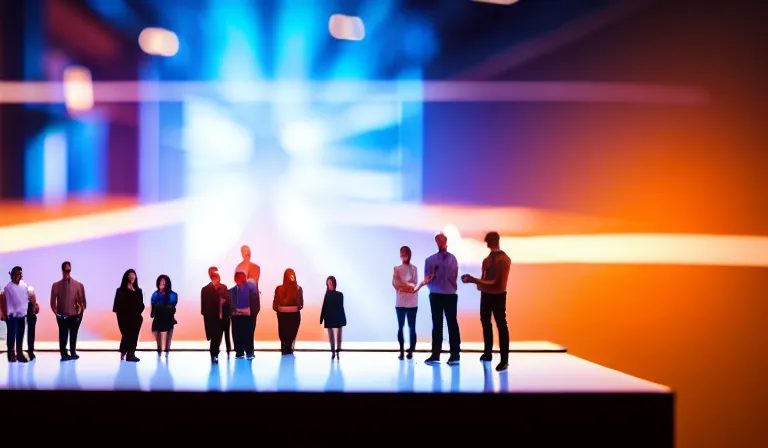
[{"left": 2, "top": 231, "right": 512, "bottom": 372}]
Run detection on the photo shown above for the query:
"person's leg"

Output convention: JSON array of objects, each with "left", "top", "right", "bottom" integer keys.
[
  {"left": 444, "top": 294, "right": 461, "bottom": 360},
  {"left": 327, "top": 328, "right": 336, "bottom": 355},
  {"left": 428, "top": 294, "right": 444, "bottom": 360},
  {"left": 69, "top": 314, "right": 82, "bottom": 358},
  {"left": 290, "top": 313, "right": 301, "bottom": 353},
  {"left": 223, "top": 318, "right": 232, "bottom": 353},
  {"left": 479, "top": 293, "right": 494, "bottom": 360},
  {"left": 26, "top": 313, "right": 36, "bottom": 357},
  {"left": 165, "top": 328, "right": 174, "bottom": 354},
  {"left": 233, "top": 316, "right": 245, "bottom": 357},
  {"left": 6, "top": 318, "right": 18, "bottom": 361},
  {"left": 154, "top": 331, "right": 162, "bottom": 354},
  {"left": 117, "top": 315, "right": 127, "bottom": 356},
  {"left": 15, "top": 318, "right": 26, "bottom": 362},
  {"left": 406, "top": 307, "right": 417, "bottom": 357},
  {"left": 128, "top": 317, "right": 143, "bottom": 361},
  {"left": 335, "top": 327, "right": 342, "bottom": 353},
  {"left": 56, "top": 316, "right": 69, "bottom": 358},
  {"left": 492, "top": 293, "right": 509, "bottom": 369},
  {"left": 395, "top": 307, "right": 406, "bottom": 357},
  {"left": 245, "top": 317, "right": 255, "bottom": 357}
]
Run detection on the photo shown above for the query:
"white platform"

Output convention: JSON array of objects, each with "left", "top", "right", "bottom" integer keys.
[{"left": 0, "top": 351, "right": 670, "bottom": 394}]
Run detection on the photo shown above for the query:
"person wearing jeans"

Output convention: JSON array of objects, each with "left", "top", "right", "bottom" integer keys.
[
  {"left": 2, "top": 266, "right": 37, "bottom": 363},
  {"left": 392, "top": 246, "right": 419, "bottom": 360},
  {"left": 50, "top": 261, "right": 87, "bottom": 362},
  {"left": 418, "top": 233, "right": 461, "bottom": 366},
  {"left": 462, "top": 231, "right": 512, "bottom": 372}
]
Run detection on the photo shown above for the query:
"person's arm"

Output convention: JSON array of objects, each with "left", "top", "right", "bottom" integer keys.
[
  {"left": 250, "top": 283, "right": 260, "bottom": 316},
  {"left": 320, "top": 292, "right": 326, "bottom": 325},
  {"left": 297, "top": 287, "right": 304, "bottom": 310},
  {"left": 139, "top": 289, "right": 146, "bottom": 313},
  {"left": 28, "top": 288, "right": 39, "bottom": 314},
  {"left": 201, "top": 287, "right": 206, "bottom": 315},
  {"left": 150, "top": 292, "right": 157, "bottom": 317},
  {"left": 50, "top": 283, "right": 58, "bottom": 315},
  {"left": 78, "top": 283, "right": 87, "bottom": 314},
  {"left": 0, "top": 289, "right": 7, "bottom": 321},
  {"left": 392, "top": 267, "right": 401, "bottom": 291},
  {"left": 112, "top": 289, "right": 120, "bottom": 313},
  {"left": 273, "top": 287, "right": 279, "bottom": 312}
]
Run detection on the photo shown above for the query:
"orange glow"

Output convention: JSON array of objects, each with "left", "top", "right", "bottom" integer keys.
[
  {"left": 138, "top": 27, "right": 179, "bottom": 57},
  {"left": 62, "top": 66, "right": 94, "bottom": 113}
]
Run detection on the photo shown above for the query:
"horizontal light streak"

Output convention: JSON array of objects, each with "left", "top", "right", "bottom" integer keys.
[
  {"left": 0, "top": 81, "right": 709, "bottom": 104},
  {"left": 1, "top": 199, "right": 764, "bottom": 268}
]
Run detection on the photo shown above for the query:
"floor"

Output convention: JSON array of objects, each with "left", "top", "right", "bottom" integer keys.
[{"left": 0, "top": 351, "right": 670, "bottom": 394}]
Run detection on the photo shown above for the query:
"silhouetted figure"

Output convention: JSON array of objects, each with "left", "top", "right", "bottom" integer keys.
[
  {"left": 229, "top": 270, "right": 259, "bottom": 359},
  {"left": 462, "top": 231, "right": 512, "bottom": 371},
  {"left": 202, "top": 266, "right": 230, "bottom": 364},
  {"left": 320, "top": 275, "right": 346, "bottom": 359},
  {"left": 113, "top": 269, "right": 144, "bottom": 362},
  {"left": 151, "top": 275, "right": 178, "bottom": 357},
  {"left": 273, "top": 268, "right": 303, "bottom": 355}
]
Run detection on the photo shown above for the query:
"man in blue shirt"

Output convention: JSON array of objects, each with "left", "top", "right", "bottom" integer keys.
[{"left": 419, "top": 233, "right": 461, "bottom": 365}]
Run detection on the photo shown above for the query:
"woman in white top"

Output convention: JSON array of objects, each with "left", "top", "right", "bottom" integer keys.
[{"left": 392, "top": 246, "right": 418, "bottom": 360}]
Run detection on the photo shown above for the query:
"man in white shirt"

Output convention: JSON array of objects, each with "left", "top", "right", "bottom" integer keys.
[{"left": 0, "top": 266, "right": 39, "bottom": 363}]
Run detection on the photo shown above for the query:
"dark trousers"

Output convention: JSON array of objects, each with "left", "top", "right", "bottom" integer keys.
[
  {"left": 204, "top": 315, "right": 229, "bottom": 357},
  {"left": 117, "top": 314, "right": 142, "bottom": 354},
  {"left": 26, "top": 313, "right": 36, "bottom": 354},
  {"left": 231, "top": 315, "right": 255, "bottom": 356},
  {"left": 277, "top": 312, "right": 301, "bottom": 353},
  {"left": 222, "top": 317, "right": 232, "bottom": 352},
  {"left": 5, "top": 317, "right": 25, "bottom": 360},
  {"left": 395, "top": 307, "right": 417, "bottom": 352},
  {"left": 56, "top": 314, "right": 82, "bottom": 356},
  {"left": 480, "top": 292, "right": 509, "bottom": 362},
  {"left": 429, "top": 293, "right": 461, "bottom": 357}
]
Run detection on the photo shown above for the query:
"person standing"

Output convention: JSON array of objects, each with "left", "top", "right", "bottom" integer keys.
[
  {"left": 229, "top": 270, "right": 259, "bottom": 359},
  {"left": 392, "top": 246, "right": 419, "bottom": 360},
  {"left": 320, "top": 276, "right": 346, "bottom": 360},
  {"left": 201, "top": 266, "right": 230, "bottom": 364},
  {"left": 151, "top": 275, "right": 178, "bottom": 357},
  {"left": 113, "top": 269, "right": 144, "bottom": 362},
  {"left": 273, "top": 268, "right": 303, "bottom": 355},
  {"left": 236, "top": 245, "right": 261, "bottom": 345},
  {"left": 50, "top": 261, "right": 87, "bottom": 361},
  {"left": 418, "top": 233, "right": 461, "bottom": 365},
  {"left": 461, "top": 231, "right": 512, "bottom": 371},
  {"left": 25, "top": 283, "right": 40, "bottom": 361},
  {"left": 1, "top": 266, "right": 38, "bottom": 363}
]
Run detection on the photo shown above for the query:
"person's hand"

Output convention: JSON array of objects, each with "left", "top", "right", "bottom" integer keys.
[
  {"left": 401, "top": 285, "right": 415, "bottom": 294},
  {"left": 461, "top": 274, "right": 474, "bottom": 284},
  {"left": 423, "top": 274, "right": 434, "bottom": 284}
]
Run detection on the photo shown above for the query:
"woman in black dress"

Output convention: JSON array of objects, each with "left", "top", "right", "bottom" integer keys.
[
  {"left": 319, "top": 276, "right": 346, "bottom": 360},
  {"left": 113, "top": 269, "right": 145, "bottom": 362},
  {"left": 150, "top": 274, "right": 178, "bottom": 357}
]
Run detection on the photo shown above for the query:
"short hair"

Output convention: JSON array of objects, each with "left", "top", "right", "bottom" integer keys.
[
  {"left": 208, "top": 266, "right": 219, "bottom": 276},
  {"left": 484, "top": 231, "right": 501, "bottom": 245},
  {"left": 10, "top": 266, "right": 22, "bottom": 278},
  {"left": 61, "top": 261, "right": 71, "bottom": 271},
  {"left": 434, "top": 232, "right": 447, "bottom": 241}
]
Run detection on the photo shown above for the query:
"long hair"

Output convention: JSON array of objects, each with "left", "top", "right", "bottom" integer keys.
[
  {"left": 326, "top": 275, "right": 337, "bottom": 292},
  {"left": 280, "top": 268, "right": 298, "bottom": 302},
  {"left": 400, "top": 246, "right": 412, "bottom": 264},
  {"left": 156, "top": 274, "right": 173, "bottom": 295},
  {"left": 120, "top": 269, "right": 139, "bottom": 290}
]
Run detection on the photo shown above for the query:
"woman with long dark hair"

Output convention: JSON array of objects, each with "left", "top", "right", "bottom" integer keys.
[
  {"left": 112, "top": 269, "right": 145, "bottom": 362},
  {"left": 150, "top": 274, "right": 178, "bottom": 357},
  {"left": 392, "top": 246, "right": 419, "bottom": 360},
  {"left": 272, "top": 268, "right": 303, "bottom": 355},
  {"left": 320, "top": 276, "right": 346, "bottom": 360}
]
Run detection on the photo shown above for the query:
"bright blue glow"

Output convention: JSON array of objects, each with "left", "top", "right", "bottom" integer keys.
[
  {"left": 403, "top": 21, "right": 440, "bottom": 63},
  {"left": 68, "top": 114, "right": 108, "bottom": 196}
]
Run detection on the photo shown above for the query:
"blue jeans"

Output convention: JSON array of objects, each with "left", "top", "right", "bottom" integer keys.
[{"left": 5, "top": 316, "right": 26, "bottom": 360}]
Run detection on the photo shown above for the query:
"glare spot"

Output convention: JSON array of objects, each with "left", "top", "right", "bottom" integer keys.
[
  {"left": 138, "top": 27, "right": 180, "bottom": 57},
  {"left": 329, "top": 14, "right": 366, "bottom": 41}
]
